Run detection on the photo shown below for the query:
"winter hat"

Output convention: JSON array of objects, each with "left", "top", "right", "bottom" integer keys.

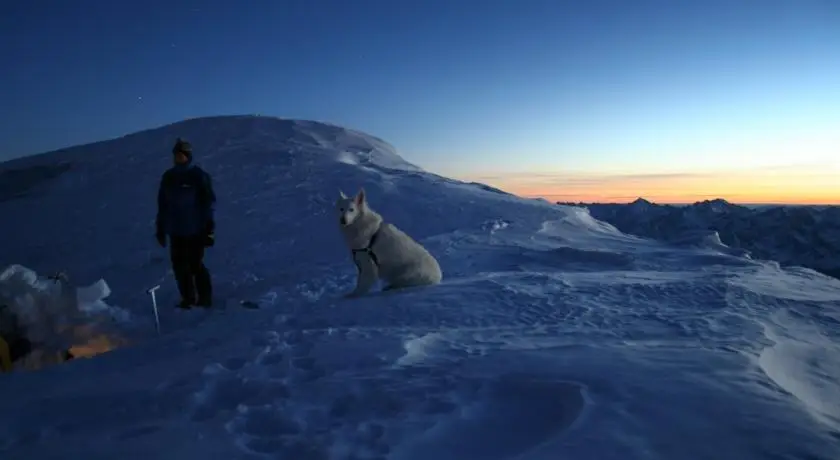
[{"left": 172, "top": 138, "right": 193, "bottom": 158}]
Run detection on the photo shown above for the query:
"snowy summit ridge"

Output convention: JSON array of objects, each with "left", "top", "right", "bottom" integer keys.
[
  {"left": 1, "top": 116, "right": 839, "bottom": 460},
  {"left": 121, "top": 115, "right": 422, "bottom": 172}
]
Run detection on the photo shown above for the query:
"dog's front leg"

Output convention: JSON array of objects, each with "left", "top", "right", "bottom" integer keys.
[{"left": 347, "top": 251, "right": 379, "bottom": 297}]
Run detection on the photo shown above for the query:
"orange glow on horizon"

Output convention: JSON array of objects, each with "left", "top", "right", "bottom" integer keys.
[
  {"left": 531, "top": 193, "right": 840, "bottom": 205},
  {"left": 460, "top": 166, "right": 840, "bottom": 205}
]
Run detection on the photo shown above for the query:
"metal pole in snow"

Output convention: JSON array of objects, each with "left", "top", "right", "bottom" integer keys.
[{"left": 146, "top": 285, "right": 161, "bottom": 335}]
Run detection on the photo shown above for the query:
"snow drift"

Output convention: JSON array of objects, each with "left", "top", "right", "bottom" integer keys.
[{"left": 0, "top": 264, "right": 128, "bottom": 370}]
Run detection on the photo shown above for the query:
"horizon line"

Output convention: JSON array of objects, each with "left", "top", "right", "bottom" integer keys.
[{"left": 523, "top": 194, "right": 840, "bottom": 206}]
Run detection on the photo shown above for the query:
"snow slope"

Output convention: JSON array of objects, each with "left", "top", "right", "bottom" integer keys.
[
  {"left": 1, "top": 116, "right": 839, "bottom": 460},
  {"left": 571, "top": 198, "right": 840, "bottom": 280}
]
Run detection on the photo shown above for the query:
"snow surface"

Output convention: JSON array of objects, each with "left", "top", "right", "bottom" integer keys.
[{"left": 1, "top": 115, "right": 839, "bottom": 459}]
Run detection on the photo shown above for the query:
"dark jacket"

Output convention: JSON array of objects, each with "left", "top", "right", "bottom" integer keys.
[{"left": 156, "top": 163, "right": 216, "bottom": 237}]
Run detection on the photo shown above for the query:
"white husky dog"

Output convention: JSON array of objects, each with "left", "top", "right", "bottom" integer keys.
[{"left": 336, "top": 189, "right": 442, "bottom": 297}]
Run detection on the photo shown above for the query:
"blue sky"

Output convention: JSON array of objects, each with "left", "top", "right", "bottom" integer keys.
[{"left": 1, "top": 0, "right": 838, "bottom": 201}]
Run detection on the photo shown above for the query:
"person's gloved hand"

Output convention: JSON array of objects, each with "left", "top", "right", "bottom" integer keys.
[
  {"left": 156, "top": 232, "right": 167, "bottom": 248},
  {"left": 203, "top": 220, "right": 215, "bottom": 247}
]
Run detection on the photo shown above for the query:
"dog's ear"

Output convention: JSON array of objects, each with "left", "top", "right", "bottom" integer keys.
[
  {"left": 339, "top": 190, "right": 347, "bottom": 199},
  {"left": 355, "top": 188, "right": 366, "bottom": 206}
]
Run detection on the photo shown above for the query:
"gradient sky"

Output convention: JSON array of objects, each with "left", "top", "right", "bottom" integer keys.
[{"left": 1, "top": 0, "right": 838, "bottom": 203}]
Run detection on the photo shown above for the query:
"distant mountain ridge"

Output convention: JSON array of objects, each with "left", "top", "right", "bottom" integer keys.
[{"left": 558, "top": 198, "right": 840, "bottom": 280}]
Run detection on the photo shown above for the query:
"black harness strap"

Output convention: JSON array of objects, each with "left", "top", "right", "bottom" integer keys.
[{"left": 351, "top": 227, "right": 382, "bottom": 268}]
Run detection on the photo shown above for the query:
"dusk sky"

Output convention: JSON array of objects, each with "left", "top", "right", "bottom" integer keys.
[{"left": 1, "top": 0, "right": 838, "bottom": 204}]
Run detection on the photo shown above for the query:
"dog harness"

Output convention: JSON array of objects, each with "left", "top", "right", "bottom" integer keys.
[{"left": 351, "top": 227, "right": 382, "bottom": 268}]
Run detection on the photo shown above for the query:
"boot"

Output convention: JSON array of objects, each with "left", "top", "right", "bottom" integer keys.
[{"left": 176, "top": 299, "right": 194, "bottom": 310}]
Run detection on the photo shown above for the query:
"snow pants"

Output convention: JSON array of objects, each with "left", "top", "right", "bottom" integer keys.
[{"left": 169, "top": 235, "right": 213, "bottom": 306}]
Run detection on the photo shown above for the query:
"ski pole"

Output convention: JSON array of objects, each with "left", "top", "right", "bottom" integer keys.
[{"left": 146, "top": 285, "right": 161, "bottom": 335}]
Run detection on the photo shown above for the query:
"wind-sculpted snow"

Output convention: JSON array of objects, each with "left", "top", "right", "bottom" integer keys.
[
  {"left": 2, "top": 224, "right": 839, "bottom": 459},
  {"left": 0, "top": 117, "right": 838, "bottom": 459}
]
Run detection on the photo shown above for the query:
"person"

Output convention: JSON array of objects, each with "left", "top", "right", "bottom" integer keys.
[{"left": 155, "top": 138, "right": 216, "bottom": 309}]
